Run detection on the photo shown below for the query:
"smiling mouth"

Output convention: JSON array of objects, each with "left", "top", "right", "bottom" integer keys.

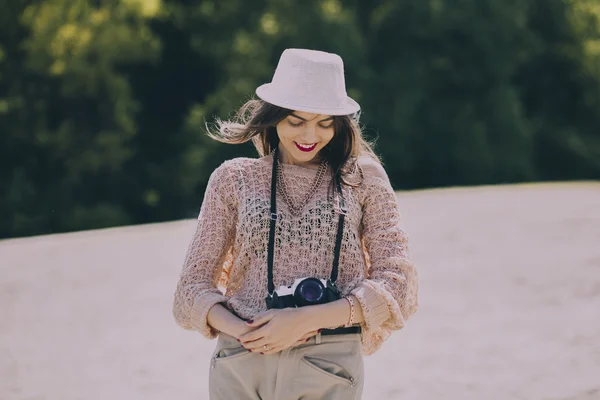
[{"left": 295, "top": 142, "right": 317, "bottom": 152}]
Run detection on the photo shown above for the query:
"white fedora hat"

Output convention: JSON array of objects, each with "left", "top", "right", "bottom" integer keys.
[{"left": 255, "top": 48, "right": 360, "bottom": 116}]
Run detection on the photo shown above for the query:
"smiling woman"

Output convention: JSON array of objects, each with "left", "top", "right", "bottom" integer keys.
[
  {"left": 276, "top": 112, "right": 335, "bottom": 167},
  {"left": 173, "top": 48, "right": 419, "bottom": 400}
]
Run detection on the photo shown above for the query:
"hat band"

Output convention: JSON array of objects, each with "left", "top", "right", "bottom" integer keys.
[{"left": 257, "top": 84, "right": 349, "bottom": 110}]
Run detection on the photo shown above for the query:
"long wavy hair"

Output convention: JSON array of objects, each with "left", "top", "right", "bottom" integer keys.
[{"left": 206, "top": 99, "right": 382, "bottom": 196}]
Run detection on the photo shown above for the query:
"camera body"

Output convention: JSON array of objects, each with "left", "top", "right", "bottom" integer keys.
[{"left": 266, "top": 277, "right": 341, "bottom": 309}]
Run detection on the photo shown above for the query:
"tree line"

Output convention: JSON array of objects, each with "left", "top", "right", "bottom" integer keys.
[{"left": 1, "top": 0, "right": 599, "bottom": 238}]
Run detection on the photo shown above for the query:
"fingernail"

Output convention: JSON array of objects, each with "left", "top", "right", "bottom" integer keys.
[
  {"left": 236, "top": 339, "right": 240, "bottom": 342},
  {"left": 247, "top": 320, "right": 254, "bottom": 324},
  {"left": 260, "top": 352, "right": 264, "bottom": 355},
  {"left": 306, "top": 338, "right": 310, "bottom": 342},
  {"left": 318, "top": 329, "right": 322, "bottom": 332}
]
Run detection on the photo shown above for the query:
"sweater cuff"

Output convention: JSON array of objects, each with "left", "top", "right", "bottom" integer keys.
[
  {"left": 350, "top": 280, "right": 404, "bottom": 331},
  {"left": 190, "top": 290, "right": 230, "bottom": 339}
]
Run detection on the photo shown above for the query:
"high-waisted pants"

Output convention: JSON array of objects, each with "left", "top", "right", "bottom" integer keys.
[{"left": 208, "top": 331, "right": 364, "bottom": 400}]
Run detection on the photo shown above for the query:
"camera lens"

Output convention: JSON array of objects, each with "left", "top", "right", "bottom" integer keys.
[
  {"left": 295, "top": 278, "right": 325, "bottom": 306},
  {"left": 301, "top": 282, "right": 322, "bottom": 302}
]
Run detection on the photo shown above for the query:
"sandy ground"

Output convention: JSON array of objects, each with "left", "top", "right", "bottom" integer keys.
[{"left": 1, "top": 182, "right": 599, "bottom": 400}]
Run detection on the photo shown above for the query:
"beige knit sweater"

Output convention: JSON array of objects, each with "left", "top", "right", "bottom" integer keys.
[{"left": 172, "top": 153, "right": 418, "bottom": 355}]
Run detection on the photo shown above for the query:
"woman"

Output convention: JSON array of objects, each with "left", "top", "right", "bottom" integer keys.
[{"left": 172, "top": 48, "right": 418, "bottom": 400}]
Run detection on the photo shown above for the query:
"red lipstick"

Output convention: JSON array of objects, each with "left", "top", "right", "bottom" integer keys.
[{"left": 294, "top": 142, "right": 317, "bottom": 152}]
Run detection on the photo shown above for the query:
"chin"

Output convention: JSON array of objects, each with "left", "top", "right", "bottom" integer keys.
[{"left": 295, "top": 152, "right": 319, "bottom": 162}]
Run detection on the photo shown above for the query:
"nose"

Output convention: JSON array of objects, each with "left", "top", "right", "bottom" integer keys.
[{"left": 298, "top": 126, "right": 317, "bottom": 142}]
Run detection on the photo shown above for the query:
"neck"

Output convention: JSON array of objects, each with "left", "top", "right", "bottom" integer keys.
[{"left": 277, "top": 144, "right": 322, "bottom": 169}]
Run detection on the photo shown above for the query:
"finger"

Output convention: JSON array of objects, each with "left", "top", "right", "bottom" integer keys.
[
  {"left": 269, "top": 337, "right": 310, "bottom": 353},
  {"left": 243, "top": 336, "right": 271, "bottom": 351},
  {"left": 240, "top": 325, "right": 271, "bottom": 344},
  {"left": 299, "top": 329, "right": 320, "bottom": 340},
  {"left": 292, "top": 338, "right": 309, "bottom": 347},
  {"left": 245, "top": 331, "right": 316, "bottom": 352},
  {"left": 245, "top": 310, "right": 275, "bottom": 328},
  {"left": 293, "top": 330, "right": 319, "bottom": 347},
  {"left": 251, "top": 330, "right": 320, "bottom": 351},
  {"left": 243, "top": 338, "right": 280, "bottom": 355},
  {"left": 260, "top": 344, "right": 285, "bottom": 355},
  {"left": 244, "top": 327, "right": 320, "bottom": 349}
]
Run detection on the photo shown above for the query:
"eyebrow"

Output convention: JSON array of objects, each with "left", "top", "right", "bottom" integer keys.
[{"left": 289, "top": 113, "right": 334, "bottom": 122}]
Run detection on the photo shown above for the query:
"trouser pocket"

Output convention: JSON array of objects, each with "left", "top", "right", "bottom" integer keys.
[
  {"left": 301, "top": 355, "right": 357, "bottom": 386},
  {"left": 208, "top": 335, "right": 263, "bottom": 400},
  {"left": 292, "top": 336, "right": 364, "bottom": 399},
  {"left": 209, "top": 334, "right": 253, "bottom": 370}
]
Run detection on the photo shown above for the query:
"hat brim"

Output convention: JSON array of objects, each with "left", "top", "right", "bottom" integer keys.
[{"left": 255, "top": 84, "right": 360, "bottom": 116}]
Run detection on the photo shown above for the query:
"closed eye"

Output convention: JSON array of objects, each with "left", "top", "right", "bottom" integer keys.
[{"left": 288, "top": 120, "right": 334, "bottom": 129}]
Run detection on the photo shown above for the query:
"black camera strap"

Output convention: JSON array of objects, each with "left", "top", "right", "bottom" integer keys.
[{"left": 267, "top": 146, "right": 346, "bottom": 296}]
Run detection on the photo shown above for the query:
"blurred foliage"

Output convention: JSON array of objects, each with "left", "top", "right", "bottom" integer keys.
[{"left": 1, "top": 0, "right": 599, "bottom": 238}]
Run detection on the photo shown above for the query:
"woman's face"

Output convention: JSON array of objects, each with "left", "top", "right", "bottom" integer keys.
[{"left": 275, "top": 111, "right": 335, "bottom": 167}]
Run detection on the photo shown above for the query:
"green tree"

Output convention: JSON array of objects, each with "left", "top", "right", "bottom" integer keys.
[
  {"left": 514, "top": 0, "right": 600, "bottom": 179},
  {"left": 356, "top": 0, "right": 537, "bottom": 188},
  {"left": 2, "top": 0, "right": 599, "bottom": 239},
  {"left": 1, "top": 0, "right": 160, "bottom": 237}
]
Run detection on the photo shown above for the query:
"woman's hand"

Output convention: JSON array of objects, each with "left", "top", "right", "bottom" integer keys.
[{"left": 238, "top": 308, "right": 319, "bottom": 354}]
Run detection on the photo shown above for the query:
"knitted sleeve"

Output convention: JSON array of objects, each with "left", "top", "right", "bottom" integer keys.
[
  {"left": 350, "top": 168, "right": 419, "bottom": 335},
  {"left": 172, "top": 160, "right": 238, "bottom": 339}
]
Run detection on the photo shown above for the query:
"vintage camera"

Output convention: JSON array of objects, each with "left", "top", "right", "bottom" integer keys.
[{"left": 265, "top": 277, "right": 341, "bottom": 309}]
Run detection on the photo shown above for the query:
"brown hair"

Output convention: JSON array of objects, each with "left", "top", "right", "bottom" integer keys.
[{"left": 206, "top": 98, "right": 382, "bottom": 195}]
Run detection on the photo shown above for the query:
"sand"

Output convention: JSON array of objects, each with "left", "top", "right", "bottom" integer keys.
[{"left": 1, "top": 182, "right": 599, "bottom": 400}]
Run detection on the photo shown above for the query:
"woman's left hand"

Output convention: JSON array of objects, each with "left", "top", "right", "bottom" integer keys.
[{"left": 239, "top": 308, "right": 317, "bottom": 354}]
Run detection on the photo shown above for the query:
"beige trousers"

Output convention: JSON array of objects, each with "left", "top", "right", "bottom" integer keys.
[{"left": 208, "top": 331, "right": 364, "bottom": 400}]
